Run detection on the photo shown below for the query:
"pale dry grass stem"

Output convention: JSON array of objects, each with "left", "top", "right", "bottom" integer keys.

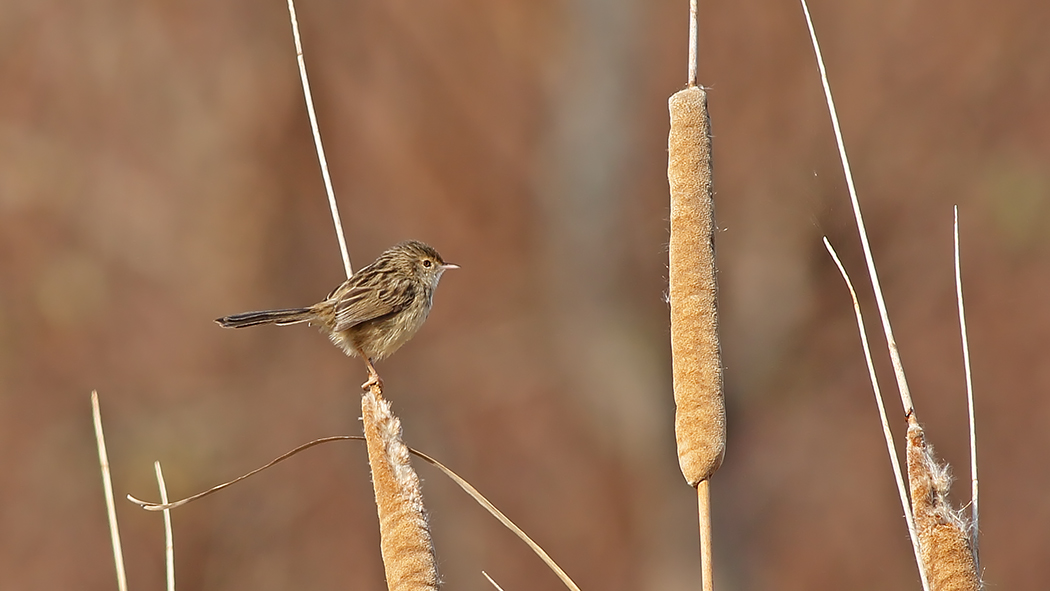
[
  {"left": 954, "top": 207, "right": 980, "bottom": 562},
  {"left": 824, "top": 238, "right": 927, "bottom": 585},
  {"left": 482, "top": 571, "right": 505, "bottom": 591},
  {"left": 129, "top": 436, "right": 357, "bottom": 511},
  {"left": 154, "top": 461, "right": 175, "bottom": 591},
  {"left": 799, "top": 0, "right": 917, "bottom": 415},
  {"left": 408, "top": 447, "right": 583, "bottom": 591},
  {"left": 91, "top": 391, "right": 129, "bottom": 591},
  {"left": 285, "top": 0, "right": 352, "bottom": 278}
]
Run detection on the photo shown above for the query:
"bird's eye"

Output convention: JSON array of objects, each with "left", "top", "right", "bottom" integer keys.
[{"left": 422, "top": 259, "right": 433, "bottom": 268}]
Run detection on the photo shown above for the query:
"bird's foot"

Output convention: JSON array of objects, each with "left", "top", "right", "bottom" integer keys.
[
  {"left": 361, "top": 373, "right": 384, "bottom": 392},
  {"left": 361, "top": 357, "right": 383, "bottom": 392}
]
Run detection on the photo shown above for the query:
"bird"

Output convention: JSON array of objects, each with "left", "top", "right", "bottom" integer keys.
[{"left": 216, "top": 240, "right": 457, "bottom": 389}]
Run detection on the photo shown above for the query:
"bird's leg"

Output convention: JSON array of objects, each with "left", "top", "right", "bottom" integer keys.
[{"left": 360, "top": 356, "right": 383, "bottom": 391}]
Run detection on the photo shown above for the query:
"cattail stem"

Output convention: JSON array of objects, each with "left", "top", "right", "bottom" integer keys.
[
  {"left": 697, "top": 479, "right": 714, "bottom": 591},
  {"left": 687, "top": 0, "right": 698, "bottom": 86}
]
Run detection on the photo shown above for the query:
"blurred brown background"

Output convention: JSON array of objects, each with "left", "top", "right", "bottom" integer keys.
[{"left": 1, "top": 0, "right": 1048, "bottom": 588}]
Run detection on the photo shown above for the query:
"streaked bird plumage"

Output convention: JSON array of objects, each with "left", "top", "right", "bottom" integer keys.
[{"left": 217, "top": 240, "right": 456, "bottom": 386}]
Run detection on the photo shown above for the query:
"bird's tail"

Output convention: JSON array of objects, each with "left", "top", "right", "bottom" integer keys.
[{"left": 215, "top": 307, "right": 314, "bottom": 328}]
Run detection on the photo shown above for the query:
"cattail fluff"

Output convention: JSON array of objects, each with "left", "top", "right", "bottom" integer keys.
[{"left": 668, "top": 86, "right": 726, "bottom": 486}]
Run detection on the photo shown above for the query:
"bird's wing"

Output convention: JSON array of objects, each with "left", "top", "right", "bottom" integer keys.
[{"left": 332, "top": 278, "right": 416, "bottom": 331}]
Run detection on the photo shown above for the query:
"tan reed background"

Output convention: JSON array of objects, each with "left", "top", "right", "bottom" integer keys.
[{"left": 0, "top": 0, "right": 1047, "bottom": 589}]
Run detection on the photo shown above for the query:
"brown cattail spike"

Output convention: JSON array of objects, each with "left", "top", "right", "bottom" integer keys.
[
  {"left": 907, "top": 417, "right": 980, "bottom": 591},
  {"left": 668, "top": 85, "right": 726, "bottom": 486},
  {"left": 362, "top": 387, "right": 439, "bottom": 591}
]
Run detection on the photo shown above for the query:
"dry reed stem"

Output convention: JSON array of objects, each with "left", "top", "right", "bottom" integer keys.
[
  {"left": 907, "top": 418, "right": 980, "bottom": 591},
  {"left": 954, "top": 207, "right": 979, "bottom": 562},
  {"left": 285, "top": 0, "right": 352, "bottom": 278},
  {"left": 482, "top": 571, "right": 505, "bottom": 591},
  {"left": 824, "top": 238, "right": 928, "bottom": 586},
  {"left": 408, "top": 448, "right": 582, "bottom": 591},
  {"left": 362, "top": 384, "right": 438, "bottom": 591},
  {"left": 668, "top": 85, "right": 726, "bottom": 486},
  {"left": 687, "top": 0, "right": 698, "bottom": 86},
  {"left": 129, "top": 436, "right": 355, "bottom": 510},
  {"left": 800, "top": 0, "right": 917, "bottom": 416},
  {"left": 697, "top": 479, "right": 714, "bottom": 591},
  {"left": 91, "top": 391, "right": 129, "bottom": 591},
  {"left": 154, "top": 461, "right": 175, "bottom": 591}
]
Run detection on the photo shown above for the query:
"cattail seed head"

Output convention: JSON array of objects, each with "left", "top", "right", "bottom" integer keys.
[{"left": 668, "top": 86, "right": 726, "bottom": 486}]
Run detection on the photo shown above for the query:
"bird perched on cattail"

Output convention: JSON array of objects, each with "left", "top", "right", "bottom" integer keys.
[{"left": 216, "top": 240, "right": 457, "bottom": 389}]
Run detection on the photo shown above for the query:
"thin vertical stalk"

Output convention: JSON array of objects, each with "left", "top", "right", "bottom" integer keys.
[
  {"left": 91, "top": 392, "right": 128, "bottom": 591},
  {"left": 285, "top": 0, "right": 353, "bottom": 278},
  {"left": 799, "top": 0, "right": 914, "bottom": 415},
  {"left": 688, "top": 0, "right": 698, "bottom": 86},
  {"left": 954, "top": 207, "right": 979, "bottom": 564},
  {"left": 154, "top": 461, "right": 175, "bottom": 591}
]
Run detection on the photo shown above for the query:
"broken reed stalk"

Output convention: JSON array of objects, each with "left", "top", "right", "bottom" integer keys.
[
  {"left": 824, "top": 238, "right": 928, "bottom": 587},
  {"left": 362, "top": 383, "right": 439, "bottom": 591},
  {"left": 668, "top": 83, "right": 725, "bottom": 591},
  {"left": 907, "top": 419, "right": 980, "bottom": 591}
]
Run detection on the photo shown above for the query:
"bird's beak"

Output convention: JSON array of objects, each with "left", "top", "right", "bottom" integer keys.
[{"left": 441, "top": 263, "right": 460, "bottom": 270}]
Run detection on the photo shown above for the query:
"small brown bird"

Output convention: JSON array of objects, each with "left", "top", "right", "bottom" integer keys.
[{"left": 216, "top": 240, "right": 457, "bottom": 389}]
